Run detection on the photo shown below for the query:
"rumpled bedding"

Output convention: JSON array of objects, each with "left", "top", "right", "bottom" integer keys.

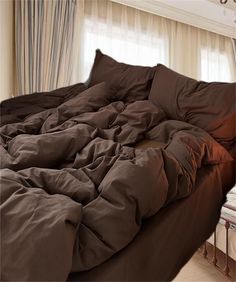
[{"left": 0, "top": 81, "right": 233, "bottom": 281}]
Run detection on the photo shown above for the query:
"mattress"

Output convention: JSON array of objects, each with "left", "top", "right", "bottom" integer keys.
[
  {"left": 68, "top": 143, "right": 236, "bottom": 281},
  {"left": 221, "top": 186, "right": 236, "bottom": 226},
  {"left": 221, "top": 186, "right": 236, "bottom": 220}
]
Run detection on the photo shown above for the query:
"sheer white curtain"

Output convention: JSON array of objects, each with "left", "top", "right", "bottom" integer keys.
[
  {"left": 200, "top": 31, "right": 236, "bottom": 82},
  {"left": 76, "top": 0, "right": 169, "bottom": 81},
  {"left": 74, "top": 0, "right": 236, "bottom": 83}
]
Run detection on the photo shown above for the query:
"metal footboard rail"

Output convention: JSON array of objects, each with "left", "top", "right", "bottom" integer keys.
[{"left": 200, "top": 205, "right": 236, "bottom": 281}]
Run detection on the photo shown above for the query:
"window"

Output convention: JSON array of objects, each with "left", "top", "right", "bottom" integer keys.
[
  {"left": 75, "top": 0, "right": 235, "bottom": 84},
  {"left": 79, "top": 17, "right": 169, "bottom": 81}
]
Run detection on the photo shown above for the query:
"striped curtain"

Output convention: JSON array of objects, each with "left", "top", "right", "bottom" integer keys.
[{"left": 15, "top": 0, "right": 79, "bottom": 95}]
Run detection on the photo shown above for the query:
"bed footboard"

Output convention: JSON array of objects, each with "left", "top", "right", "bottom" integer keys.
[{"left": 200, "top": 204, "right": 236, "bottom": 281}]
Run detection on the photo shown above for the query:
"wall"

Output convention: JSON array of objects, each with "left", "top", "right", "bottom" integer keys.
[{"left": 0, "top": 0, "right": 14, "bottom": 101}]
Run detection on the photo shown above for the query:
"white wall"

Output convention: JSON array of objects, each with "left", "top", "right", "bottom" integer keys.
[{"left": 0, "top": 0, "right": 14, "bottom": 101}]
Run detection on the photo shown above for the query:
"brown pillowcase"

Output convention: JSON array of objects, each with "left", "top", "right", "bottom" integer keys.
[
  {"left": 88, "top": 49, "right": 156, "bottom": 102},
  {"left": 149, "top": 64, "right": 236, "bottom": 146}
]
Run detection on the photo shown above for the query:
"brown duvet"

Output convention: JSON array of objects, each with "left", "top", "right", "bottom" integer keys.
[
  {"left": 0, "top": 77, "right": 234, "bottom": 281},
  {"left": 68, "top": 154, "right": 236, "bottom": 282}
]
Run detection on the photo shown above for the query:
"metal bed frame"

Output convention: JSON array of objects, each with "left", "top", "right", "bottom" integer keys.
[{"left": 200, "top": 203, "right": 236, "bottom": 281}]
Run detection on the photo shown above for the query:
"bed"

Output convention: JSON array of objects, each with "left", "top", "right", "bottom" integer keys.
[{"left": 1, "top": 50, "right": 236, "bottom": 281}]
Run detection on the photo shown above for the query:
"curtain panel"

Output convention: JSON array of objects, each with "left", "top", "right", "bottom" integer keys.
[
  {"left": 232, "top": 38, "right": 236, "bottom": 65},
  {"left": 74, "top": 0, "right": 236, "bottom": 83},
  {"left": 15, "top": 0, "right": 236, "bottom": 96},
  {"left": 15, "top": 0, "right": 79, "bottom": 95}
]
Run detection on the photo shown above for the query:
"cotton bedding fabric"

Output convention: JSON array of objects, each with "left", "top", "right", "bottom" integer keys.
[
  {"left": 149, "top": 64, "right": 236, "bottom": 147},
  {"left": 1, "top": 56, "right": 235, "bottom": 281},
  {"left": 68, "top": 151, "right": 236, "bottom": 281}
]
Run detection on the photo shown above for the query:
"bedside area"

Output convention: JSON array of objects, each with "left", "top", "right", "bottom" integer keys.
[
  {"left": 175, "top": 185, "right": 236, "bottom": 282},
  {"left": 201, "top": 185, "right": 236, "bottom": 281}
]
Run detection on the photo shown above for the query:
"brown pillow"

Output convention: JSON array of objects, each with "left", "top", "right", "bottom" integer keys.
[
  {"left": 149, "top": 64, "right": 236, "bottom": 146},
  {"left": 88, "top": 49, "right": 156, "bottom": 102}
]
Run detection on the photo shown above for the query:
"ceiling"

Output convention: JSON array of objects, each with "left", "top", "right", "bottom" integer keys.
[
  {"left": 112, "top": 0, "right": 236, "bottom": 38},
  {"left": 208, "top": 0, "right": 236, "bottom": 11}
]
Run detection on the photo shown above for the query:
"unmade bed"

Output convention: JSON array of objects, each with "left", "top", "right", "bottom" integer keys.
[{"left": 1, "top": 50, "right": 236, "bottom": 281}]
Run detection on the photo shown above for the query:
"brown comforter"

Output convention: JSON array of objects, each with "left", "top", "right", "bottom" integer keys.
[{"left": 0, "top": 82, "right": 232, "bottom": 281}]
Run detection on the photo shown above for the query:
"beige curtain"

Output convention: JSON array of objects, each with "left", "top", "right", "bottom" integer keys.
[
  {"left": 15, "top": 0, "right": 79, "bottom": 95},
  {"left": 15, "top": 0, "right": 236, "bottom": 95},
  {"left": 74, "top": 0, "right": 236, "bottom": 83},
  {"left": 232, "top": 38, "right": 236, "bottom": 65}
]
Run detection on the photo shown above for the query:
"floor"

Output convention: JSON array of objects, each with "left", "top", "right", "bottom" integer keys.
[{"left": 174, "top": 252, "right": 230, "bottom": 282}]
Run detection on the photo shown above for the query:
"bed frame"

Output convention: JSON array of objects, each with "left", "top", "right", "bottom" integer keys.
[{"left": 200, "top": 204, "right": 236, "bottom": 281}]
